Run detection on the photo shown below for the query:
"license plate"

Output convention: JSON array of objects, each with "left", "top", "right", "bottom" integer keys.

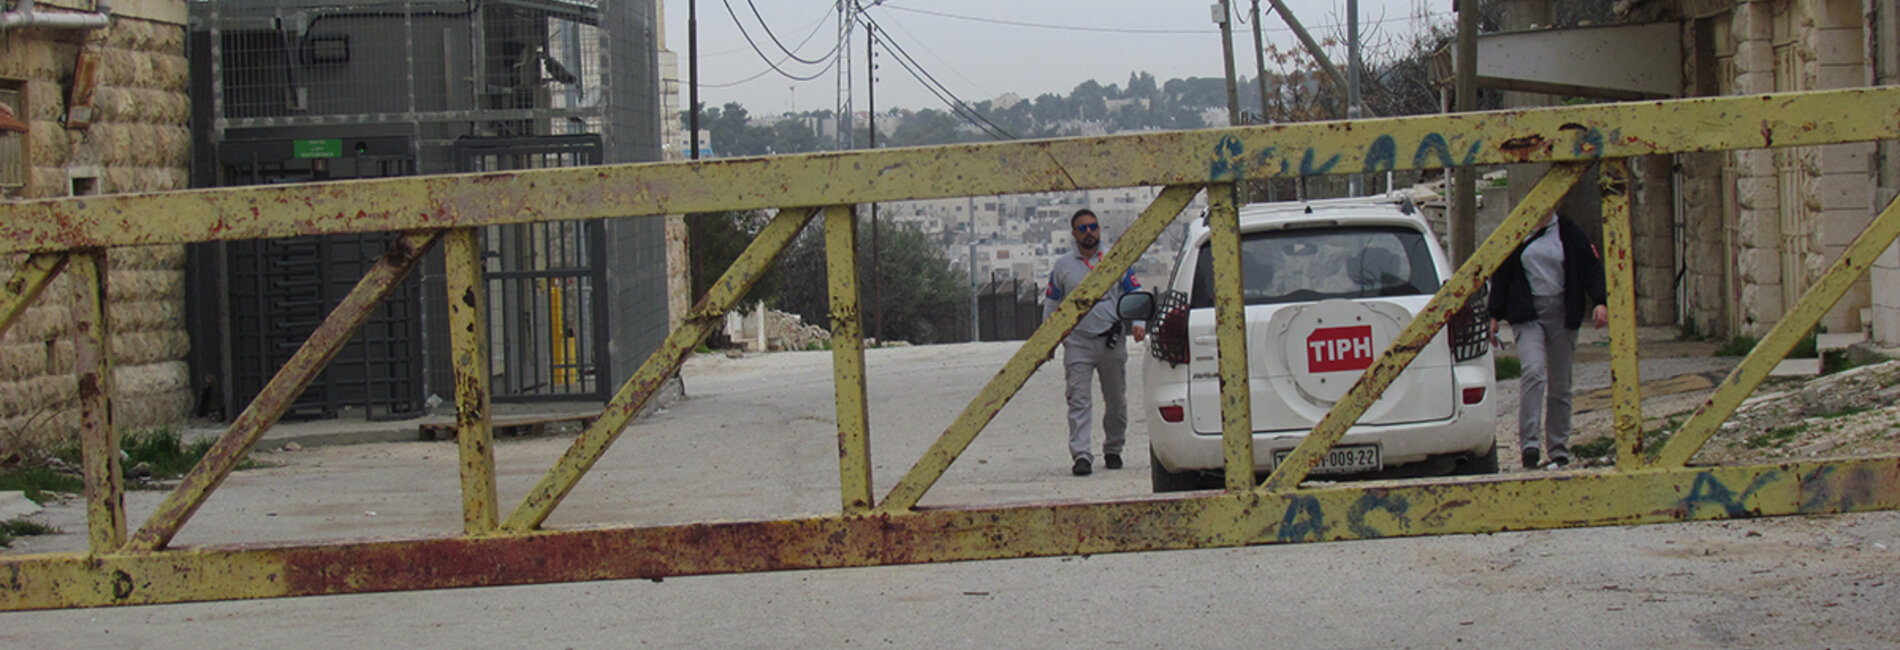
[{"left": 1274, "top": 444, "right": 1380, "bottom": 475}]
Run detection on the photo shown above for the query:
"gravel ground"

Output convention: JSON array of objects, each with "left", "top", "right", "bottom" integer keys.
[{"left": 1494, "top": 326, "right": 1900, "bottom": 471}]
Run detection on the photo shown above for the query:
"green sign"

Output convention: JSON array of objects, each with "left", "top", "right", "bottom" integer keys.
[{"left": 293, "top": 139, "right": 343, "bottom": 159}]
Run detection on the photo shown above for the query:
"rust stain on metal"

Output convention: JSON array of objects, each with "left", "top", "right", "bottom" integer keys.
[
  {"left": 9, "top": 90, "right": 1900, "bottom": 612},
  {"left": 8, "top": 456, "right": 1895, "bottom": 611},
  {"left": 1499, "top": 135, "right": 1550, "bottom": 161}
]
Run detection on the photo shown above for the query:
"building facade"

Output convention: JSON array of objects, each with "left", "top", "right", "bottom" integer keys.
[
  {"left": 1490, "top": 0, "right": 1895, "bottom": 344},
  {"left": 0, "top": 0, "right": 195, "bottom": 452}
]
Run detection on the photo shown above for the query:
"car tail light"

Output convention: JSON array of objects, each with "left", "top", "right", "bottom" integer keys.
[
  {"left": 1447, "top": 283, "right": 1490, "bottom": 363},
  {"left": 1462, "top": 387, "right": 1486, "bottom": 404},
  {"left": 1148, "top": 289, "right": 1191, "bottom": 366},
  {"left": 1159, "top": 405, "right": 1185, "bottom": 422}
]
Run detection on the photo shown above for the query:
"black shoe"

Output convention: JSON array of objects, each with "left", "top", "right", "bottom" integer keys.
[
  {"left": 1104, "top": 453, "right": 1123, "bottom": 470},
  {"left": 1072, "top": 457, "right": 1092, "bottom": 476},
  {"left": 1521, "top": 448, "right": 1541, "bottom": 470},
  {"left": 1551, "top": 456, "right": 1571, "bottom": 468}
]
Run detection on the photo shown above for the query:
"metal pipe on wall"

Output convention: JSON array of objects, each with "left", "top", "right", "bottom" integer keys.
[{"left": 0, "top": 0, "right": 113, "bottom": 31}]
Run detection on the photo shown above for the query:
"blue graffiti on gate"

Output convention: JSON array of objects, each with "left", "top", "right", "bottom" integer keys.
[
  {"left": 1274, "top": 490, "right": 1418, "bottom": 542},
  {"left": 1212, "top": 131, "right": 1490, "bottom": 181},
  {"left": 1346, "top": 491, "right": 1412, "bottom": 538},
  {"left": 1210, "top": 135, "right": 1248, "bottom": 180},
  {"left": 1277, "top": 495, "right": 1327, "bottom": 542},
  {"left": 1678, "top": 470, "right": 1780, "bottom": 518}
]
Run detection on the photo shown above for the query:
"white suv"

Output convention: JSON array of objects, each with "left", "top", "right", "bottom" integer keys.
[{"left": 1124, "top": 195, "right": 1497, "bottom": 492}]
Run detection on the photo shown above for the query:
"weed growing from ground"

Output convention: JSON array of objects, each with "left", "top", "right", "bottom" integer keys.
[
  {"left": 0, "top": 518, "right": 61, "bottom": 547},
  {"left": 1746, "top": 424, "right": 1807, "bottom": 449},
  {"left": 1495, "top": 355, "right": 1521, "bottom": 380}
]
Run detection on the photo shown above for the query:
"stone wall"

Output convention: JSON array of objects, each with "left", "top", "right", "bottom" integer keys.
[
  {"left": 0, "top": 3, "right": 192, "bottom": 455},
  {"left": 1729, "top": 0, "right": 1784, "bottom": 335},
  {"left": 1676, "top": 0, "right": 1874, "bottom": 339},
  {"left": 1678, "top": 11, "right": 1734, "bottom": 338},
  {"left": 1798, "top": 0, "right": 1873, "bottom": 333},
  {"left": 1872, "top": 0, "right": 1900, "bottom": 345}
]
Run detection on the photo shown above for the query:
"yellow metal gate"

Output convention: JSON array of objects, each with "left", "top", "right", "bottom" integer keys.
[{"left": 2, "top": 88, "right": 1898, "bottom": 610}]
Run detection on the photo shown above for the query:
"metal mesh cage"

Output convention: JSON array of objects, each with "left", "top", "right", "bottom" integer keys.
[
  {"left": 1448, "top": 282, "right": 1491, "bottom": 363},
  {"left": 1148, "top": 289, "right": 1191, "bottom": 366},
  {"left": 199, "top": 0, "right": 658, "bottom": 171},
  {"left": 0, "top": 87, "right": 22, "bottom": 189},
  {"left": 189, "top": 0, "right": 667, "bottom": 412}
]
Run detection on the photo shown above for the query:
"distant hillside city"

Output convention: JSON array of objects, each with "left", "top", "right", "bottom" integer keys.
[{"left": 677, "top": 73, "right": 1272, "bottom": 290}]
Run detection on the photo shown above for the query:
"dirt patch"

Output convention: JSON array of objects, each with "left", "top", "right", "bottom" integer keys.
[{"left": 1560, "top": 359, "right": 1900, "bottom": 467}]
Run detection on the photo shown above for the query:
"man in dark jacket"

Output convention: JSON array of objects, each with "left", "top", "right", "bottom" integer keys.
[{"left": 1488, "top": 212, "right": 1607, "bottom": 470}]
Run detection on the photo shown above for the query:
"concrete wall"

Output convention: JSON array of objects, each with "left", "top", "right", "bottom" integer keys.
[{"left": 0, "top": 1, "right": 194, "bottom": 453}]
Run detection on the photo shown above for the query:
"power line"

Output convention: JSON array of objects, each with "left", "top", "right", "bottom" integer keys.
[
  {"left": 701, "top": 67, "right": 778, "bottom": 88},
  {"left": 866, "top": 6, "right": 994, "bottom": 100},
  {"left": 881, "top": 5, "right": 1210, "bottom": 35},
  {"left": 861, "top": 17, "right": 1015, "bottom": 140},
  {"left": 740, "top": 0, "right": 840, "bottom": 65},
  {"left": 880, "top": 4, "right": 1450, "bottom": 36},
  {"left": 719, "top": 0, "right": 839, "bottom": 82}
]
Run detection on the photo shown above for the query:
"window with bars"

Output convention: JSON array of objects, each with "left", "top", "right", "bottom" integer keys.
[{"left": 0, "top": 85, "right": 25, "bottom": 190}]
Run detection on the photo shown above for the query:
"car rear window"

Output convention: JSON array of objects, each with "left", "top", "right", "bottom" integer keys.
[{"left": 1189, "top": 225, "right": 1440, "bottom": 308}]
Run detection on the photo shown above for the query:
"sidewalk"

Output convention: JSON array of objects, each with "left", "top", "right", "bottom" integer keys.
[{"left": 179, "top": 381, "right": 679, "bottom": 450}]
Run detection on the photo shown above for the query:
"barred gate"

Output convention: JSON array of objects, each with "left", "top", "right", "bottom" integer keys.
[
  {"left": 452, "top": 135, "right": 610, "bottom": 401},
  {"left": 976, "top": 279, "right": 1042, "bottom": 341},
  {"left": 3, "top": 89, "right": 1900, "bottom": 611}
]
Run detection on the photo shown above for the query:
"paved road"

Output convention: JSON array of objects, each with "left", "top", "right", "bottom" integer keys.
[{"left": 3, "top": 341, "right": 1896, "bottom": 649}]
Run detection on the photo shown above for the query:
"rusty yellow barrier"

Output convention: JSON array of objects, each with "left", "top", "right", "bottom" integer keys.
[{"left": 3, "top": 88, "right": 1900, "bottom": 610}]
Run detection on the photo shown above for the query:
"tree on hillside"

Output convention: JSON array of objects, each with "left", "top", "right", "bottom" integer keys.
[
  {"left": 1030, "top": 93, "right": 1067, "bottom": 128},
  {"left": 1162, "top": 77, "right": 1228, "bottom": 111},
  {"left": 772, "top": 119, "right": 822, "bottom": 154},
  {"left": 1126, "top": 71, "right": 1158, "bottom": 100},
  {"left": 1071, "top": 80, "right": 1108, "bottom": 121},
  {"left": 688, "top": 209, "right": 783, "bottom": 311},
  {"left": 889, "top": 109, "right": 965, "bottom": 147},
  {"left": 776, "top": 216, "right": 972, "bottom": 345}
]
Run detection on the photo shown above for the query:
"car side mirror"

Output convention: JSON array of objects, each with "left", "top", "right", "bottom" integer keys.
[{"left": 1118, "top": 291, "right": 1155, "bottom": 321}]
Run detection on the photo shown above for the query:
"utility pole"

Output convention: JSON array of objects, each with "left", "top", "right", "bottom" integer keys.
[
  {"left": 868, "top": 27, "right": 882, "bottom": 342},
  {"left": 1215, "top": 1, "right": 1241, "bottom": 127},
  {"left": 1252, "top": 0, "right": 1273, "bottom": 200},
  {"left": 1215, "top": 1, "right": 1245, "bottom": 203},
  {"left": 968, "top": 196, "right": 979, "bottom": 343},
  {"left": 687, "top": 0, "right": 702, "bottom": 314},
  {"left": 688, "top": 0, "right": 699, "bottom": 161},
  {"left": 836, "top": 3, "right": 855, "bottom": 149},
  {"left": 1263, "top": 0, "right": 1370, "bottom": 119},
  {"left": 1250, "top": 0, "right": 1269, "bottom": 122},
  {"left": 1347, "top": 0, "right": 1362, "bottom": 196},
  {"left": 1453, "top": 0, "right": 1479, "bottom": 265}
]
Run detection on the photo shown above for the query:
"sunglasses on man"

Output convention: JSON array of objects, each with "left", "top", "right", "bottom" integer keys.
[{"left": 1073, "top": 223, "right": 1100, "bottom": 233}]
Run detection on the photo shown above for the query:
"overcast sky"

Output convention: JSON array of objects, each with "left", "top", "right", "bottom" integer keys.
[{"left": 660, "top": 0, "right": 1452, "bottom": 116}]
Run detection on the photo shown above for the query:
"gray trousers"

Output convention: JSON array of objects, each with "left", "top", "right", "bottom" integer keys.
[
  {"left": 1512, "top": 295, "right": 1578, "bottom": 461},
  {"left": 1063, "top": 333, "right": 1128, "bottom": 462}
]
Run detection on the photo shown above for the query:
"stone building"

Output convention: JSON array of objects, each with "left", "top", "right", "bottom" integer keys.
[
  {"left": 1486, "top": 0, "right": 1897, "bottom": 343},
  {"left": 0, "top": 0, "right": 194, "bottom": 453},
  {"left": 1674, "top": 0, "right": 1888, "bottom": 341}
]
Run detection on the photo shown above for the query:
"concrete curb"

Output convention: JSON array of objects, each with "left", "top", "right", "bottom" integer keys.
[
  {"left": 181, "top": 377, "right": 685, "bottom": 450},
  {"left": 0, "top": 491, "right": 42, "bottom": 519}
]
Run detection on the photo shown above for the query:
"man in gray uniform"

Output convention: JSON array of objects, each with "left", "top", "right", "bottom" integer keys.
[{"left": 1043, "top": 209, "right": 1146, "bottom": 476}]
